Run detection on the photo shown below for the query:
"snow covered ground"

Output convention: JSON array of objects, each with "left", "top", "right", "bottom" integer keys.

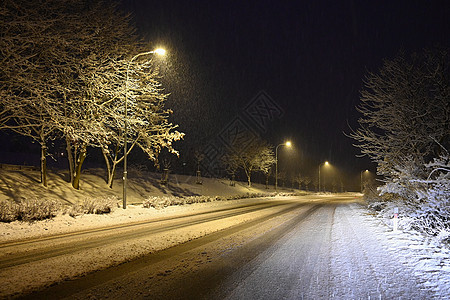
[
  {"left": 332, "top": 204, "right": 450, "bottom": 299},
  {"left": 1, "top": 197, "right": 449, "bottom": 298},
  {"left": 0, "top": 168, "right": 449, "bottom": 298}
]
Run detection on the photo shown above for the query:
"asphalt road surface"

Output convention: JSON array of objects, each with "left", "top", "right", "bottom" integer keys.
[{"left": 15, "top": 195, "right": 433, "bottom": 299}]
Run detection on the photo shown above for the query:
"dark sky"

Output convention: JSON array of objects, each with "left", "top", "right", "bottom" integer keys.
[
  {"left": 118, "top": 0, "right": 449, "bottom": 186},
  {"left": 3, "top": 1, "right": 447, "bottom": 189}
]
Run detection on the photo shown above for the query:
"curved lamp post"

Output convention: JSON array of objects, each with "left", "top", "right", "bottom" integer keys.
[
  {"left": 318, "top": 161, "right": 329, "bottom": 192},
  {"left": 275, "top": 141, "right": 292, "bottom": 192},
  {"left": 123, "top": 48, "right": 166, "bottom": 209}
]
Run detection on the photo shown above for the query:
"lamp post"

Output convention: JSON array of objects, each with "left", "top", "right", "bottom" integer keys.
[
  {"left": 275, "top": 141, "right": 291, "bottom": 192},
  {"left": 123, "top": 48, "right": 166, "bottom": 209},
  {"left": 318, "top": 161, "right": 329, "bottom": 192},
  {"left": 360, "top": 169, "right": 369, "bottom": 193}
]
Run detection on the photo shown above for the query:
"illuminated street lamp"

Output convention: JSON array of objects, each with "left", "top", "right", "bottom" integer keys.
[
  {"left": 361, "top": 169, "right": 369, "bottom": 193},
  {"left": 275, "top": 141, "right": 292, "bottom": 192},
  {"left": 318, "top": 161, "right": 329, "bottom": 192},
  {"left": 123, "top": 48, "right": 166, "bottom": 209}
]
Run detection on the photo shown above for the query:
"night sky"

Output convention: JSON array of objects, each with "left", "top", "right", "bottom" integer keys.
[
  {"left": 2, "top": 0, "right": 449, "bottom": 189},
  {"left": 118, "top": 0, "right": 449, "bottom": 187}
]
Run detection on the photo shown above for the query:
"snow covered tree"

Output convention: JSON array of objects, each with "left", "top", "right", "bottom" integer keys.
[
  {"left": 0, "top": 0, "right": 184, "bottom": 189},
  {"left": 56, "top": 2, "right": 138, "bottom": 189},
  {"left": 351, "top": 49, "right": 449, "bottom": 178},
  {"left": 0, "top": 0, "right": 72, "bottom": 186},
  {"left": 256, "top": 144, "right": 276, "bottom": 188},
  {"left": 222, "top": 139, "right": 275, "bottom": 187},
  {"left": 95, "top": 52, "right": 183, "bottom": 188}
]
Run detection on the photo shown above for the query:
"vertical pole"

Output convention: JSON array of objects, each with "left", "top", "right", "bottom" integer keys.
[
  {"left": 393, "top": 207, "right": 399, "bottom": 232},
  {"left": 123, "top": 61, "right": 130, "bottom": 209},
  {"left": 275, "top": 146, "right": 278, "bottom": 192},
  {"left": 360, "top": 171, "right": 362, "bottom": 193},
  {"left": 318, "top": 165, "right": 321, "bottom": 193}
]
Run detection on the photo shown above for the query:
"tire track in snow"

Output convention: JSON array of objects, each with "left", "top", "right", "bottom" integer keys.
[{"left": 0, "top": 200, "right": 292, "bottom": 269}]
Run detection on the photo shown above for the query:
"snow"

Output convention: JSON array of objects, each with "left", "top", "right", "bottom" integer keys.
[
  {"left": 347, "top": 204, "right": 450, "bottom": 298},
  {"left": 0, "top": 168, "right": 449, "bottom": 298},
  {"left": 217, "top": 203, "right": 447, "bottom": 299}
]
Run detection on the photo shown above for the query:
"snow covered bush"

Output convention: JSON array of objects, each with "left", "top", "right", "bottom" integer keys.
[
  {"left": 143, "top": 196, "right": 174, "bottom": 209},
  {"left": 0, "top": 198, "right": 60, "bottom": 222},
  {"left": 67, "top": 196, "right": 119, "bottom": 216},
  {"left": 0, "top": 201, "right": 17, "bottom": 222},
  {"left": 402, "top": 154, "right": 450, "bottom": 238},
  {"left": 143, "top": 195, "right": 219, "bottom": 209},
  {"left": 370, "top": 153, "right": 450, "bottom": 243},
  {"left": 142, "top": 192, "right": 291, "bottom": 210},
  {"left": 377, "top": 156, "right": 427, "bottom": 206}
]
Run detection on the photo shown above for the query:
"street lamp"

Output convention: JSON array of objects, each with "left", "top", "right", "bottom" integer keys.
[
  {"left": 275, "top": 141, "right": 292, "bottom": 192},
  {"left": 360, "top": 169, "right": 369, "bottom": 193},
  {"left": 318, "top": 161, "right": 329, "bottom": 192},
  {"left": 123, "top": 48, "right": 166, "bottom": 209}
]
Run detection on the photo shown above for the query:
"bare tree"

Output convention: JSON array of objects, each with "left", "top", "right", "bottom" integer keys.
[
  {"left": 294, "top": 174, "right": 304, "bottom": 189},
  {"left": 351, "top": 49, "right": 449, "bottom": 178},
  {"left": 222, "top": 152, "right": 240, "bottom": 186},
  {"left": 312, "top": 178, "right": 319, "bottom": 192},
  {"left": 303, "top": 176, "right": 311, "bottom": 191}
]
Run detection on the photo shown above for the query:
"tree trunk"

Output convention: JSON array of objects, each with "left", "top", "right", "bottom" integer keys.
[
  {"left": 108, "top": 163, "right": 117, "bottom": 189},
  {"left": 40, "top": 144, "right": 48, "bottom": 187},
  {"left": 102, "top": 149, "right": 113, "bottom": 186},
  {"left": 65, "top": 137, "right": 74, "bottom": 184},
  {"left": 72, "top": 145, "right": 87, "bottom": 190},
  {"left": 265, "top": 175, "right": 269, "bottom": 189}
]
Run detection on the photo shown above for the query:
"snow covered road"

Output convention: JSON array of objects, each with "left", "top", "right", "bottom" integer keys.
[
  {"left": 4, "top": 195, "right": 449, "bottom": 299},
  {"left": 217, "top": 203, "right": 434, "bottom": 300}
]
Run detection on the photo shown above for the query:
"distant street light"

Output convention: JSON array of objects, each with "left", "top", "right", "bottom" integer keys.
[
  {"left": 318, "top": 161, "right": 329, "bottom": 192},
  {"left": 361, "top": 169, "right": 369, "bottom": 193},
  {"left": 275, "top": 141, "right": 292, "bottom": 192},
  {"left": 123, "top": 48, "right": 166, "bottom": 209}
]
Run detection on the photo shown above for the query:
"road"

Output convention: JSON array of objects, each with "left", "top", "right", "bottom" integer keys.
[{"left": 3, "top": 194, "right": 435, "bottom": 299}]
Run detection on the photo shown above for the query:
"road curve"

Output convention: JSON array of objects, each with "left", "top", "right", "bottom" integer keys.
[
  {"left": 0, "top": 200, "right": 294, "bottom": 269},
  {"left": 2, "top": 195, "right": 329, "bottom": 299},
  {"left": 20, "top": 194, "right": 434, "bottom": 300}
]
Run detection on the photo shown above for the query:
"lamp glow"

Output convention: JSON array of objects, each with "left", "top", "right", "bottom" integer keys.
[{"left": 153, "top": 48, "right": 166, "bottom": 56}]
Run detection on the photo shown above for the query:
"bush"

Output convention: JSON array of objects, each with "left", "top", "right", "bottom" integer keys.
[
  {"left": 67, "top": 196, "right": 119, "bottom": 217},
  {"left": 403, "top": 154, "right": 450, "bottom": 237},
  {"left": 0, "top": 201, "right": 17, "bottom": 222},
  {"left": 143, "top": 195, "right": 217, "bottom": 209},
  {"left": 368, "top": 153, "right": 450, "bottom": 243},
  {"left": 142, "top": 192, "right": 285, "bottom": 210},
  {"left": 143, "top": 196, "right": 173, "bottom": 209},
  {"left": 0, "top": 198, "right": 61, "bottom": 222}
]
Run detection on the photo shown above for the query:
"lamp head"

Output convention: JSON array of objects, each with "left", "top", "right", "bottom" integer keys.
[
  {"left": 285, "top": 141, "right": 292, "bottom": 147},
  {"left": 153, "top": 48, "right": 166, "bottom": 56}
]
